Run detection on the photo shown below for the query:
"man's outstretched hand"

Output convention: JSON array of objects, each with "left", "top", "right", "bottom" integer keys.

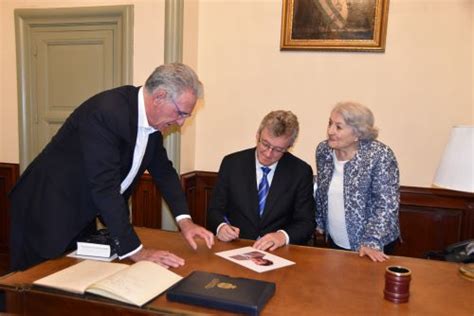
[
  {"left": 178, "top": 218, "right": 215, "bottom": 250},
  {"left": 130, "top": 248, "right": 184, "bottom": 268}
]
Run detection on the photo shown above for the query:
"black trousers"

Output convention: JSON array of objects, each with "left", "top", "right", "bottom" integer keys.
[
  {"left": 328, "top": 235, "right": 397, "bottom": 255},
  {"left": 0, "top": 291, "right": 4, "bottom": 312},
  {"left": 10, "top": 219, "right": 98, "bottom": 272}
]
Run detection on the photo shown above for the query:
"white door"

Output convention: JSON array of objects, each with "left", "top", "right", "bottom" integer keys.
[{"left": 15, "top": 5, "right": 133, "bottom": 170}]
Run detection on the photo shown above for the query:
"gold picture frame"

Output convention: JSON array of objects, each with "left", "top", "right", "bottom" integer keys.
[{"left": 280, "top": 0, "right": 390, "bottom": 52}]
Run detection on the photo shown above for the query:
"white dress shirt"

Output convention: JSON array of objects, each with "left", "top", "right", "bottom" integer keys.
[{"left": 118, "top": 87, "right": 189, "bottom": 259}]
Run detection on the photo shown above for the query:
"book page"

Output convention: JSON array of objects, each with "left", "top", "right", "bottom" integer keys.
[
  {"left": 215, "top": 246, "right": 295, "bottom": 273},
  {"left": 86, "top": 261, "right": 183, "bottom": 306},
  {"left": 33, "top": 260, "right": 128, "bottom": 294}
]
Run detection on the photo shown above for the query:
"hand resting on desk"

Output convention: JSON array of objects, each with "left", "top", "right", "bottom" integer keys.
[
  {"left": 130, "top": 248, "right": 185, "bottom": 268},
  {"left": 253, "top": 232, "right": 286, "bottom": 251},
  {"left": 178, "top": 218, "right": 215, "bottom": 250},
  {"left": 359, "top": 246, "right": 390, "bottom": 262}
]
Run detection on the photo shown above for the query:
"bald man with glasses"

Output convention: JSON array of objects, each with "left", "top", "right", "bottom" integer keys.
[
  {"left": 9, "top": 63, "right": 214, "bottom": 271},
  {"left": 207, "top": 111, "right": 315, "bottom": 251}
]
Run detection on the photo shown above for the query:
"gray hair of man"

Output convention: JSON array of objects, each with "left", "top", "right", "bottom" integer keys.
[
  {"left": 144, "top": 63, "right": 203, "bottom": 101},
  {"left": 257, "top": 110, "right": 299, "bottom": 146},
  {"left": 332, "top": 101, "right": 379, "bottom": 141}
]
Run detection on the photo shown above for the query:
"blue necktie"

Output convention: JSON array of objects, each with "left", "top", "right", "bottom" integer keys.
[{"left": 258, "top": 167, "right": 271, "bottom": 217}]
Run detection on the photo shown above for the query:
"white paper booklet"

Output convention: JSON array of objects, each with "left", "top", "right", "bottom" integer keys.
[{"left": 215, "top": 246, "right": 295, "bottom": 273}]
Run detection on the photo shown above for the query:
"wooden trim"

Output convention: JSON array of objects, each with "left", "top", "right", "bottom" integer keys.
[
  {"left": 180, "top": 171, "right": 218, "bottom": 228},
  {"left": 397, "top": 185, "right": 474, "bottom": 257},
  {"left": 0, "top": 163, "right": 20, "bottom": 274},
  {"left": 130, "top": 173, "right": 162, "bottom": 229}
]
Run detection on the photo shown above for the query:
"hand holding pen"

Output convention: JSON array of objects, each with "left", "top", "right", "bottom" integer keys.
[{"left": 216, "top": 217, "right": 240, "bottom": 242}]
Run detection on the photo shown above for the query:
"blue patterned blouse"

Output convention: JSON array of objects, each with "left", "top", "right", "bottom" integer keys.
[{"left": 315, "top": 140, "right": 400, "bottom": 251}]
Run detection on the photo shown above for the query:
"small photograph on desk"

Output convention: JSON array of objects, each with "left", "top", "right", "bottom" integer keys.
[{"left": 215, "top": 246, "right": 295, "bottom": 273}]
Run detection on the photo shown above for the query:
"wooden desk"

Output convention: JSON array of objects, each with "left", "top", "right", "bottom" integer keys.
[{"left": 1, "top": 227, "right": 472, "bottom": 315}]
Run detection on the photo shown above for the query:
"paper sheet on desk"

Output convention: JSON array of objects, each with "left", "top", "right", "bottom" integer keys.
[{"left": 215, "top": 246, "right": 295, "bottom": 273}]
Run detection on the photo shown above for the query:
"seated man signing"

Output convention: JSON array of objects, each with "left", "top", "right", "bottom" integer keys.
[{"left": 207, "top": 110, "right": 315, "bottom": 251}]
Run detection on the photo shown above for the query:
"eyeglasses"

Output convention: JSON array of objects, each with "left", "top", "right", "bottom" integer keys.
[
  {"left": 170, "top": 98, "right": 191, "bottom": 119},
  {"left": 259, "top": 139, "right": 287, "bottom": 154}
]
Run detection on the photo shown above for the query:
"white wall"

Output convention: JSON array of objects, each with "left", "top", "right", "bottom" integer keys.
[
  {"left": 188, "top": 0, "right": 473, "bottom": 187},
  {"left": 1, "top": 0, "right": 473, "bottom": 189}
]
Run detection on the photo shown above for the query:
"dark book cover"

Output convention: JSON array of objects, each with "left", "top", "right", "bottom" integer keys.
[{"left": 166, "top": 271, "right": 275, "bottom": 316}]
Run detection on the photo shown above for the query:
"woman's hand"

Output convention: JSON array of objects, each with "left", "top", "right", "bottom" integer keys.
[{"left": 359, "top": 245, "right": 389, "bottom": 262}]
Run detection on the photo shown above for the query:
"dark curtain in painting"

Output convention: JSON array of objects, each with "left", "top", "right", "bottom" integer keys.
[{"left": 292, "top": 0, "right": 376, "bottom": 40}]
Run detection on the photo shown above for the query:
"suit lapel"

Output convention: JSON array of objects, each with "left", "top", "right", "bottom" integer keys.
[{"left": 120, "top": 86, "right": 140, "bottom": 186}]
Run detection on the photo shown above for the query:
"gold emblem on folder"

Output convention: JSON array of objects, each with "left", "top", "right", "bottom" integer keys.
[
  {"left": 205, "top": 278, "right": 237, "bottom": 290},
  {"left": 217, "top": 282, "right": 237, "bottom": 289}
]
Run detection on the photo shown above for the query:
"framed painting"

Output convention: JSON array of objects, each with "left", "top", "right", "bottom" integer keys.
[{"left": 280, "top": 0, "right": 389, "bottom": 51}]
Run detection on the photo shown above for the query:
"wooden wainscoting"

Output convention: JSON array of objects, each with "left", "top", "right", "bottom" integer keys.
[
  {"left": 181, "top": 171, "right": 218, "bottom": 228},
  {"left": 397, "top": 186, "right": 474, "bottom": 257},
  {"left": 129, "top": 171, "right": 219, "bottom": 229},
  {"left": 0, "top": 163, "right": 20, "bottom": 274},
  {"left": 130, "top": 173, "right": 162, "bottom": 228}
]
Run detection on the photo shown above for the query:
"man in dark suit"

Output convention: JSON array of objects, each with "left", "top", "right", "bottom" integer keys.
[
  {"left": 9, "top": 63, "right": 214, "bottom": 271},
  {"left": 207, "top": 111, "right": 315, "bottom": 251}
]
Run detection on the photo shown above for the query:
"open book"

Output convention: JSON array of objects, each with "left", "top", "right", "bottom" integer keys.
[{"left": 33, "top": 260, "right": 182, "bottom": 307}]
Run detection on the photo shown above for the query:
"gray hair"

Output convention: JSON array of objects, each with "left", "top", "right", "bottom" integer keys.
[
  {"left": 144, "top": 63, "right": 203, "bottom": 100},
  {"left": 257, "top": 110, "right": 299, "bottom": 145},
  {"left": 332, "top": 101, "right": 379, "bottom": 141}
]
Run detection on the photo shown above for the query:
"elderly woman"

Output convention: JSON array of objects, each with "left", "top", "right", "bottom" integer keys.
[{"left": 315, "top": 102, "right": 400, "bottom": 262}]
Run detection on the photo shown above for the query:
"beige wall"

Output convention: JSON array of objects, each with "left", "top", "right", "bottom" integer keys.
[
  {"left": 1, "top": 0, "right": 473, "bottom": 189},
  {"left": 188, "top": 0, "right": 473, "bottom": 187},
  {"left": 0, "top": 0, "right": 165, "bottom": 164}
]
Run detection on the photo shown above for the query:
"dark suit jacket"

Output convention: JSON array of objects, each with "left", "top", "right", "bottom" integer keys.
[
  {"left": 9, "top": 86, "right": 188, "bottom": 268},
  {"left": 207, "top": 148, "right": 315, "bottom": 244}
]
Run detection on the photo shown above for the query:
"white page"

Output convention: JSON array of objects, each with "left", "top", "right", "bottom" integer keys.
[
  {"left": 86, "top": 260, "right": 183, "bottom": 306},
  {"left": 215, "top": 246, "right": 295, "bottom": 273},
  {"left": 33, "top": 260, "right": 128, "bottom": 294}
]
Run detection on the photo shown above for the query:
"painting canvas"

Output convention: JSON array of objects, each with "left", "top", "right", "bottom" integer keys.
[{"left": 281, "top": 0, "right": 389, "bottom": 51}]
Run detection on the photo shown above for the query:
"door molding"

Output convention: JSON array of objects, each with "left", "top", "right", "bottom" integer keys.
[
  {"left": 15, "top": 5, "right": 133, "bottom": 171},
  {"left": 161, "top": 0, "right": 184, "bottom": 231}
]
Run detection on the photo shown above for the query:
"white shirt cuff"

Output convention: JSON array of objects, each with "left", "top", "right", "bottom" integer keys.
[
  {"left": 176, "top": 214, "right": 192, "bottom": 223},
  {"left": 216, "top": 222, "right": 228, "bottom": 235},
  {"left": 277, "top": 230, "right": 290, "bottom": 245},
  {"left": 118, "top": 244, "right": 143, "bottom": 260}
]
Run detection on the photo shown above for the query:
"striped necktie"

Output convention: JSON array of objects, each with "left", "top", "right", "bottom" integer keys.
[{"left": 258, "top": 167, "right": 271, "bottom": 217}]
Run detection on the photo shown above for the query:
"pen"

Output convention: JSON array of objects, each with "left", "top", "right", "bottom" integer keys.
[{"left": 223, "top": 216, "right": 239, "bottom": 234}]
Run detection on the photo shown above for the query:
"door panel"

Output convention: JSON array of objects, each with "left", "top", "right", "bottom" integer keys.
[
  {"left": 33, "top": 28, "right": 115, "bottom": 153},
  {"left": 15, "top": 5, "right": 133, "bottom": 169}
]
